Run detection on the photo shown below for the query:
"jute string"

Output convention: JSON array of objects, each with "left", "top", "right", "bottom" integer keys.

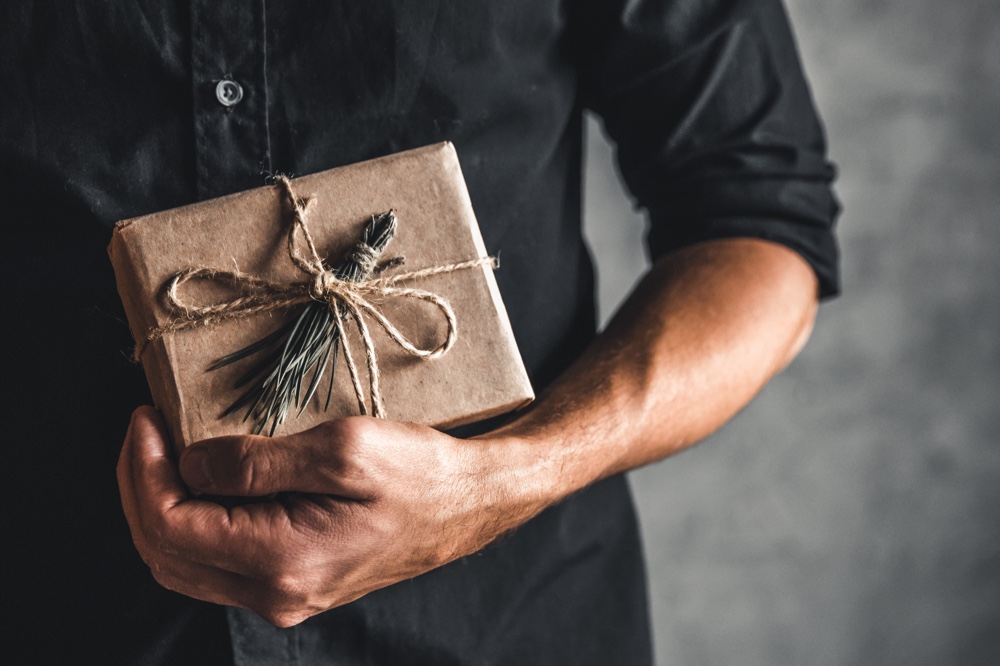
[{"left": 136, "top": 175, "right": 497, "bottom": 419}]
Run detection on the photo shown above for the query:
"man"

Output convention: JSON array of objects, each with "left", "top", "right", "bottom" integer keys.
[{"left": 2, "top": 0, "right": 838, "bottom": 662}]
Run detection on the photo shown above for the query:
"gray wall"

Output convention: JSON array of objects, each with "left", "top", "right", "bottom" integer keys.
[{"left": 581, "top": 1, "right": 1000, "bottom": 664}]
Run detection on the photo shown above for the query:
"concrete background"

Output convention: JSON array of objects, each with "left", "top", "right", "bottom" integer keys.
[{"left": 581, "top": 1, "right": 1000, "bottom": 664}]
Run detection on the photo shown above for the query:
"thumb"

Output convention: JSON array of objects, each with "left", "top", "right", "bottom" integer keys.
[{"left": 178, "top": 421, "right": 363, "bottom": 497}]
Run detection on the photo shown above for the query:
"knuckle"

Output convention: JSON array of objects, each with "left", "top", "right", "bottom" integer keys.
[
  {"left": 310, "top": 420, "right": 371, "bottom": 487},
  {"left": 259, "top": 608, "right": 310, "bottom": 629},
  {"left": 253, "top": 573, "right": 318, "bottom": 628},
  {"left": 323, "top": 417, "right": 377, "bottom": 466},
  {"left": 322, "top": 416, "right": 370, "bottom": 448},
  {"left": 233, "top": 437, "right": 271, "bottom": 494},
  {"left": 263, "top": 571, "right": 307, "bottom": 602}
]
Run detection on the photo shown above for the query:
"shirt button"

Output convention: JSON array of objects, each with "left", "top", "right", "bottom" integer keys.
[{"left": 215, "top": 79, "right": 244, "bottom": 107}]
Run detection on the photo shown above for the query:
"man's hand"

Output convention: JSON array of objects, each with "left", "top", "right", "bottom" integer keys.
[
  {"left": 117, "top": 406, "right": 541, "bottom": 627},
  {"left": 118, "top": 237, "right": 820, "bottom": 627}
]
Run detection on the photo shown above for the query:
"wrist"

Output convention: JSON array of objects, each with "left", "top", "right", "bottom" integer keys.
[{"left": 471, "top": 425, "right": 597, "bottom": 527}]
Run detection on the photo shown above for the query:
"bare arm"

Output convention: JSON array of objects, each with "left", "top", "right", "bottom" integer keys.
[
  {"left": 488, "top": 236, "right": 818, "bottom": 515},
  {"left": 118, "top": 235, "right": 820, "bottom": 627}
]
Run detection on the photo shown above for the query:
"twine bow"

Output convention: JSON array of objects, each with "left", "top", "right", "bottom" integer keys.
[{"left": 138, "top": 175, "right": 496, "bottom": 421}]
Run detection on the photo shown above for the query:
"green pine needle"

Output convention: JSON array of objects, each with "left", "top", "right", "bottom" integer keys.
[{"left": 209, "top": 211, "right": 397, "bottom": 435}]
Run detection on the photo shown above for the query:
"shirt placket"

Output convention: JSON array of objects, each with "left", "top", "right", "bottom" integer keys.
[
  {"left": 191, "top": 0, "right": 273, "bottom": 201},
  {"left": 190, "top": 0, "right": 292, "bottom": 661}
]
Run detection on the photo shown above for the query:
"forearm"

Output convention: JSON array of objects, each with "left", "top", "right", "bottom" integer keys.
[{"left": 484, "top": 237, "right": 819, "bottom": 514}]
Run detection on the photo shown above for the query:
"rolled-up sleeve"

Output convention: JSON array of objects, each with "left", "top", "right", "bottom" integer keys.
[{"left": 577, "top": 0, "right": 841, "bottom": 297}]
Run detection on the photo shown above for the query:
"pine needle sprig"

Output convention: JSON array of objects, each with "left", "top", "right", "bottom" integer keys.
[{"left": 209, "top": 211, "right": 398, "bottom": 436}]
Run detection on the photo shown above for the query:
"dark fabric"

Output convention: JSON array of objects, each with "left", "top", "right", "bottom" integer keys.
[{"left": 1, "top": 0, "right": 837, "bottom": 663}]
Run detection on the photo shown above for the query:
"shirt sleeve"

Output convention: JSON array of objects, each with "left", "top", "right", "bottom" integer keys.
[{"left": 576, "top": 0, "right": 841, "bottom": 298}]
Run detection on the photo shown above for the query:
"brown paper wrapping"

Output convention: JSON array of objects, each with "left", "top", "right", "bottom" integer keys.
[{"left": 108, "top": 142, "right": 534, "bottom": 448}]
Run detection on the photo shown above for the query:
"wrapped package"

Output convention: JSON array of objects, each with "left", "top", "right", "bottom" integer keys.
[{"left": 109, "top": 142, "right": 533, "bottom": 448}]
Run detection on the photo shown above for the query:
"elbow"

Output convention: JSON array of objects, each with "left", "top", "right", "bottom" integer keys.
[
  {"left": 782, "top": 298, "right": 817, "bottom": 369},
  {"left": 777, "top": 266, "right": 820, "bottom": 371}
]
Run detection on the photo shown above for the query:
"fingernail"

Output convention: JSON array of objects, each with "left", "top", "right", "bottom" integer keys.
[{"left": 182, "top": 447, "right": 213, "bottom": 489}]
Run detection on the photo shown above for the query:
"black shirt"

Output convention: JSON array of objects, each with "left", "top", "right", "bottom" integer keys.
[{"left": 1, "top": 1, "right": 838, "bottom": 663}]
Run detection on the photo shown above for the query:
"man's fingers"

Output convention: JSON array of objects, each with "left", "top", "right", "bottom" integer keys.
[
  {"left": 177, "top": 419, "right": 375, "bottom": 498},
  {"left": 117, "top": 408, "right": 466, "bottom": 624},
  {"left": 140, "top": 534, "right": 318, "bottom": 627},
  {"left": 146, "top": 549, "right": 255, "bottom": 607},
  {"left": 118, "top": 408, "right": 366, "bottom": 623},
  {"left": 119, "top": 406, "right": 187, "bottom": 552},
  {"left": 118, "top": 409, "right": 143, "bottom": 543},
  {"left": 120, "top": 409, "right": 350, "bottom": 572},
  {"left": 150, "top": 552, "right": 323, "bottom": 628},
  {"left": 128, "top": 406, "right": 188, "bottom": 516},
  {"left": 121, "top": 406, "right": 261, "bottom": 573}
]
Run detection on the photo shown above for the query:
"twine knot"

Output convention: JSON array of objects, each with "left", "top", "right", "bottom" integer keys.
[
  {"left": 137, "top": 174, "right": 496, "bottom": 423},
  {"left": 310, "top": 270, "right": 340, "bottom": 302}
]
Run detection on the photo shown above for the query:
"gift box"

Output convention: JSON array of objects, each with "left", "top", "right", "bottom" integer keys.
[{"left": 108, "top": 142, "right": 534, "bottom": 448}]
